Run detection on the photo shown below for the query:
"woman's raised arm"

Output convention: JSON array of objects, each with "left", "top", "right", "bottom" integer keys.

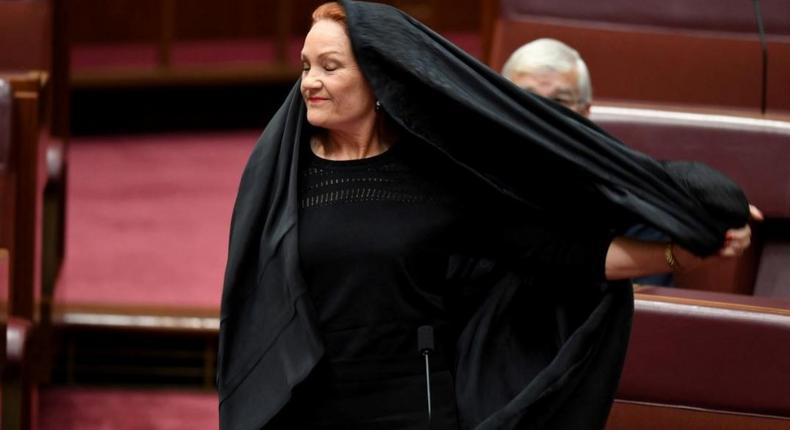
[{"left": 604, "top": 205, "right": 762, "bottom": 281}]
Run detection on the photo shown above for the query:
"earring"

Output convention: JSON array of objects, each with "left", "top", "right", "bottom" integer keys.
[{"left": 375, "top": 100, "right": 381, "bottom": 111}]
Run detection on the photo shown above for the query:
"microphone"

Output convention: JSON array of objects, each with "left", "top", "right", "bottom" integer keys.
[{"left": 417, "top": 325, "right": 434, "bottom": 426}]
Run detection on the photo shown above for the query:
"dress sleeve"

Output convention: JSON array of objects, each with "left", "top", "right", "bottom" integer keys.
[
  {"left": 457, "top": 188, "right": 614, "bottom": 285},
  {"left": 501, "top": 217, "right": 614, "bottom": 284}
]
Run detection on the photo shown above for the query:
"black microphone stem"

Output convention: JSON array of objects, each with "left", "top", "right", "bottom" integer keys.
[
  {"left": 423, "top": 350, "right": 432, "bottom": 421},
  {"left": 418, "top": 325, "right": 435, "bottom": 429}
]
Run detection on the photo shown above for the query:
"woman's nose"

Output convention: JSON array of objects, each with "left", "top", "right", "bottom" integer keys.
[{"left": 302, "top": 71, "right": 322, "bottom": 89}]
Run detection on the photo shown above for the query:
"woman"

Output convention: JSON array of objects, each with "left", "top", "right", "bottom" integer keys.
[{"left": 218, "top": 2, "right": 756, "bottom": 429}]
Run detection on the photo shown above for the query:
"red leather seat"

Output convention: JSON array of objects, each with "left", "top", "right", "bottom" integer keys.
[
  {"left": 592, "top": 105, "right": 790, "bottom": 297},
  {"left": 608, "top": 287, "right": 790, "bottom": 429}
]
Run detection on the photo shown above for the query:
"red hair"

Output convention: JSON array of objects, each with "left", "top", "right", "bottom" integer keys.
[{"left": 311, "top": 2, "right": 347, "bottom": 26}]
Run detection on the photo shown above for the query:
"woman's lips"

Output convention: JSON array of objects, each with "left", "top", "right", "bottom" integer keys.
[{"left": 308, "top": 97, "right": 328, "bottom": 104}]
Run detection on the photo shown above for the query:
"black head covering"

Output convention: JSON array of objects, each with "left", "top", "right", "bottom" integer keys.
[
  {"left": 217, "top": 2, "right": 749, "bottom": 429},
  {"left": 340, "top": 1, "right": 747, "bottom": 253}
]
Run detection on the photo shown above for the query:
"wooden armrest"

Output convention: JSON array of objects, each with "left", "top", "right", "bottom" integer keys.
[
  {"left": 634, "top": 285, "right": 790, "bottom": 314},
  {"left": 0, "top": 78, "right": 10, "bottom": 171}
]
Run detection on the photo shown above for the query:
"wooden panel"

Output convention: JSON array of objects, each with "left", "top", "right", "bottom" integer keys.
[
  {"left": 1, "top": 318, "right": 35, "bottom": 430},
  {"left": 607, "top": 400, "right": 790, "bottom": 430},
  {"left": 0, "top": 75, "right": 43, "bottom": 430},
  {"left": 480, "top": 0, "right": 500, "bottom": 63},
  {"left": 499, "top": 0, "right": 761, "bottom": 33},
  {"left": 634, "top": 286, "right": 790, "bottom": 313},
  {"left": 0, "top": 0, "right": 52, "bottom": 70},
  {"left": 9, "top": 88, "right": 41, "bottom": 320},
  {"left": 767, "top": 40, "right": 790, "bottom": 114},
  {"left": 0, "top": 73, "right": 45, "bottom": 320},
  {"left": 173, "top": 0, "right": 277, "bottom": 39},
  {"left": 67, "top": 0, "right": 163, "bottom": 43},
  {"left": 490, "top": 18, "right": 763, "bottom": 110},
  {"left": 433, "top": 0, "right": 481, "bottom": 31},
  {"left": 486, "top": 0, "right": 790, "bottom": 113},
  {"left": 67, "top": 0, "right": 483, "bottom": 88},
  {"left": 68, "top": 0, "right": 482, "bottom": 43},
  {"left": 52, "top": 0, "right": 70, "bottom": 138},
  {"left": 0, "top": 80, "right": 15, "bottom": 284},
  {"left": 0, "top": 249, "right": 8, "bottom": 317}
]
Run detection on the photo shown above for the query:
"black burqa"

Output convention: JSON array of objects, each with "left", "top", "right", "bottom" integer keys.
[{"left": 217, "top": 1, "right": 749, "bottom": 429}]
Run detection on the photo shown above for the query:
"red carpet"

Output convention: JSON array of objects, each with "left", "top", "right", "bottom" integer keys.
[
  {"left": 56, "top": 130, "right": 258, "bottom": 310},
  {"left": 39, "top": 387, "right": 217, "bottom": 430}
]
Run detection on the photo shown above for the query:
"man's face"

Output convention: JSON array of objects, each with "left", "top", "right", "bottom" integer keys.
[{"left": 510, "top": 68, "right": 590, "bottom": 117}]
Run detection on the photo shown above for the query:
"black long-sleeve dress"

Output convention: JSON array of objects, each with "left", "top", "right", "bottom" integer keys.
[{"left": 266, "top": 140, "right": 612, "bottom": 429}]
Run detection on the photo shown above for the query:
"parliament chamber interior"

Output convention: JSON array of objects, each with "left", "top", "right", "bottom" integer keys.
[{"left": 1, "top": 0, "right": 789, "bottom": 428}]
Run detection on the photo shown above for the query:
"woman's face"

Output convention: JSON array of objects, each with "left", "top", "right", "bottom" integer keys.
[{"left": 300, "top": 19, "right": 377, "bottom": 132}]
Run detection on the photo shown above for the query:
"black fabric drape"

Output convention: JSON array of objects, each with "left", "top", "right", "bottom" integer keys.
[
  {"left": 217, "top": 1, "right": 749, "bottom": 429},
  {"left": 341, "top": 1, "right": 747, "bottom": 254}
]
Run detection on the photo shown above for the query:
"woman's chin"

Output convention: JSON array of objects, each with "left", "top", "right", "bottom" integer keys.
[{"left": 305, "top": 112, "right": 331, "bottom": 128}]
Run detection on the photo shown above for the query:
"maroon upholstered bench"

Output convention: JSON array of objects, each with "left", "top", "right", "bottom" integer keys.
[
  {"left": 591, "top": 105, "right": 790, "bottom": 297},
  {"left": 607, "top": 286, "right": 790, "bottom": 430}
]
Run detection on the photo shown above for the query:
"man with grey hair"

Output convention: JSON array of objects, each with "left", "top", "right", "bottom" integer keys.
[
  {"left": 502, "top": 38, "right": 592, "bottom": 117},
  {"left": 503, "top": 38, "right": 673, "bottom": 286}
]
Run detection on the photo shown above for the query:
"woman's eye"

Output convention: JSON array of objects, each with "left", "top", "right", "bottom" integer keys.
[{"left": 301, "top": 64, "right": 310, "bottom": 72}]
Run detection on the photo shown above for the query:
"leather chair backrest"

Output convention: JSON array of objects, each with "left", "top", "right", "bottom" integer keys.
[
  {"left": 591, "top": 106, "right": 790, "bottom": 218},
  {"left": 620, "top": 287, "right": 790, "bottom": 419},
  {"left": 591, "top": 106, "right": 790, "bottom": 296}
]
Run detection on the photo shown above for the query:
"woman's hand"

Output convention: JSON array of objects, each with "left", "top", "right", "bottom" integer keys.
[
  {"left": 719, "top": 204, "right": 763, "bottom": 257},
  {"left": 665, "top": 204, "right": 763, "bottom": 271}
]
